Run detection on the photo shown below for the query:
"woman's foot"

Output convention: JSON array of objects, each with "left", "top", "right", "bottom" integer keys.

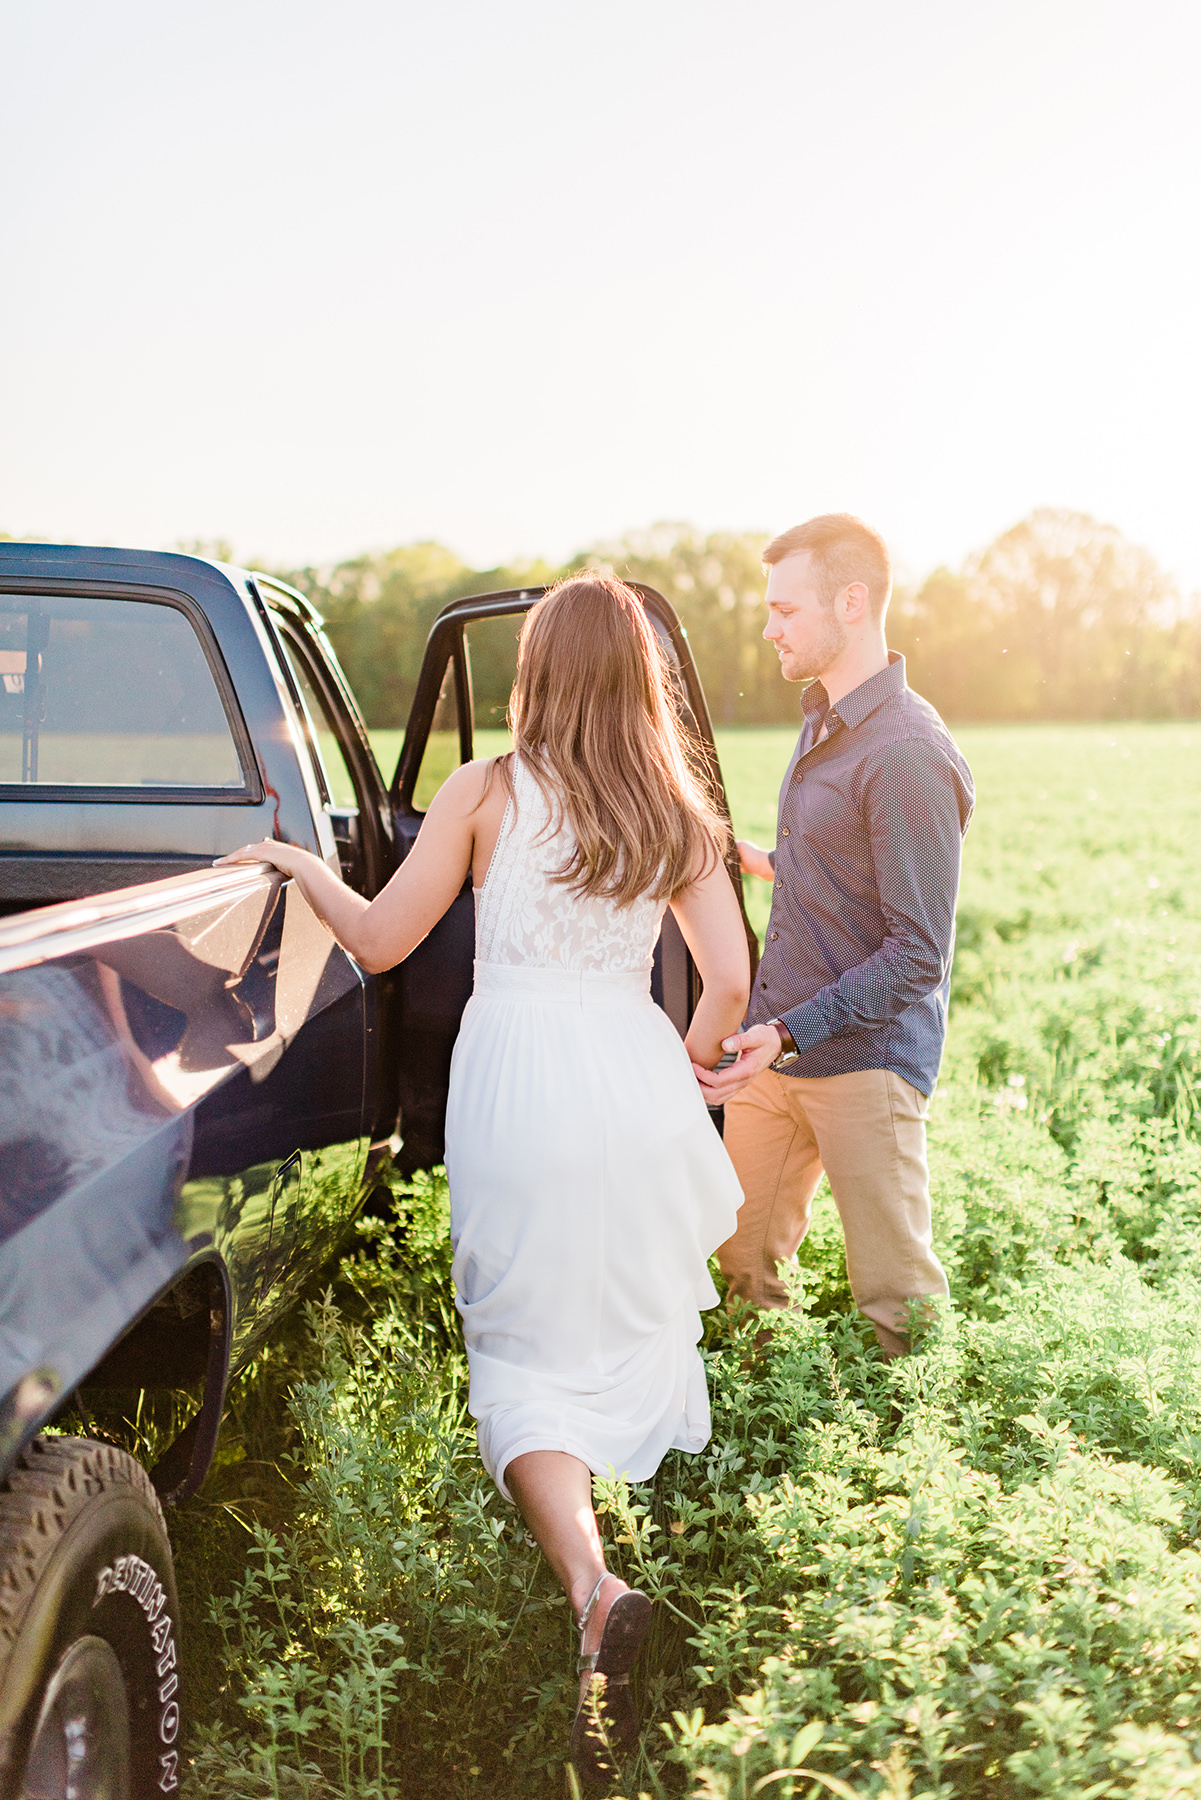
[{"left": 570, "top": 1572, "right": 653, "bottom": 1787}]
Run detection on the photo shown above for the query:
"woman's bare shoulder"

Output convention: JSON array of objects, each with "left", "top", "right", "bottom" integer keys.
[{"left": 429, "top": 756, "right": 512, "bottom": 817}]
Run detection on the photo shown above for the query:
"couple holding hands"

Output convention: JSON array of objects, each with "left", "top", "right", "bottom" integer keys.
[{"left": 223, "top": 511, "right": 974, "bottom": 1783}]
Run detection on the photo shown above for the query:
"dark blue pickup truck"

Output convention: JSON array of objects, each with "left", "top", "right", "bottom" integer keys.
[{"left": 0, "top": 543, "right": 751, "bottom": 1799}]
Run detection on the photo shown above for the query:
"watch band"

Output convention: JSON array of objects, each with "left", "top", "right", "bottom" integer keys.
[{"left": 767, "top": 1017, "right": 800, "bottom": 1070}]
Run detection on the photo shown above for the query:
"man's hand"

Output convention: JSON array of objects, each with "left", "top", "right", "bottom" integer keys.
[
  {"left": 737, "top": 839, "right": 774, "bottom": 881},
  {"left": 693, "top": 1022, "right": 783, "bottom": 1104}
]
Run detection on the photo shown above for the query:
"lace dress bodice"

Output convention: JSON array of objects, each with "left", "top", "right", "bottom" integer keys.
[{"left": 474, "top": 756, "right": 666, "bottom": 974}]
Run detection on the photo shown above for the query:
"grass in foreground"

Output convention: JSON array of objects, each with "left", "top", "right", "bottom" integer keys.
[{"left": 167, "top": 724, "right": 1201, "bottom": 1798}]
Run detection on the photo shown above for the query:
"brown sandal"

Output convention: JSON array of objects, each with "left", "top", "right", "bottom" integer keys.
[{"left": 570, "top": 1573, "right": 653, "bottom": 1787}]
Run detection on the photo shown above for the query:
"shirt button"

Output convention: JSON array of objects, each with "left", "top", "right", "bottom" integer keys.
[
  {"left": 794, "top": 771, "right": 803, "bottom": 783},
  {"left": 781, "top": 827, "right": 790, "bottom": 836},
  {"left": 770, "top": 931, "right": 779, "bottom": 941},
  {"left": 759, "top": 979, "right": 767, "bottom": 989}
]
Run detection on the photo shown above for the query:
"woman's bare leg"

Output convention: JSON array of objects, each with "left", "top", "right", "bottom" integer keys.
[{"left": 505, "top": 1450, "right": 629, "bottom": 1674}]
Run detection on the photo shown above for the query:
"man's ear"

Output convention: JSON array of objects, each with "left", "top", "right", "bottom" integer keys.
[{"left": 842, "top": 581, "right": 871, "bottom": 623}]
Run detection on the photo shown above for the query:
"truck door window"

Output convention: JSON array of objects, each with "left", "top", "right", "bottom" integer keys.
[
  {"left": 0, "top": 595, "right": 244, "bottom": 790},
  {"left": 464, "top": 614, "right": 520, "bottom": 758},
  {"left": 413, "top": 665, "right": 461, "bottom": 811},
  {"left": 407, "top": 620, "right": 518, "bottom": 811}
]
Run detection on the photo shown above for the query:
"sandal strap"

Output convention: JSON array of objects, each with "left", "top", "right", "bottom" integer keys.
[
  {"left": 575, "top": 1571, "right": 631, "bottom": 1676},
  {"left": 575, "top": 1573, "right": 607, "bottom": 1677},
  {"left": 575, "top": 1573, "right": 609, "bottom": 1636}
]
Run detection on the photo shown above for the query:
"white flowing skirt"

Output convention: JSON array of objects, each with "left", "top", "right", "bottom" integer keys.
[{"left": 444, "top": 961, "right": 744, "bottom": 1500}]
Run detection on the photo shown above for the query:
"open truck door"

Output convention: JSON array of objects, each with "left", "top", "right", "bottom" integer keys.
[{"left": 387, "top": 583, "right": 757, "bottom": 1175}]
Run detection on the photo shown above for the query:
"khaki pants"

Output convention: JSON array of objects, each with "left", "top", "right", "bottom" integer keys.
[{"left": 718, "top": 1067, "right": 947, "bottom": 1357}]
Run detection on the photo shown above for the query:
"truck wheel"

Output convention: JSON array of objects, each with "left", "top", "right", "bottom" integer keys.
[{"left": 0, "top": 1436, "right": 181, "bottom": 1800}]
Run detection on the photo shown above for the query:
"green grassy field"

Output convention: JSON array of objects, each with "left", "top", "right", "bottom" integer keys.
[
  {"left": 370, "top": 719, "right": 1201, "bottom": 969},
  {"left": 172, "top": 723, "right": 1201, "bottom": 1800}
]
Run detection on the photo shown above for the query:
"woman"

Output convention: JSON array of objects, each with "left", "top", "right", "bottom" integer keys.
[{"left": 220, "top": 575, "right": 749, "bottom": 1781}]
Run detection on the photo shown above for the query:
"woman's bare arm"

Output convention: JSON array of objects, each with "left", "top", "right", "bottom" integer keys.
[
  {"left": 669, "top": 855, "right": 751, "bottom": 1072},
  {"left": 218, "top": 760, "right": 498, "bottom": 973}
]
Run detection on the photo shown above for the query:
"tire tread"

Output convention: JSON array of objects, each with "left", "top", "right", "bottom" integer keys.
[{"left": 0, "top": 1439, "right": 166, "bottom": 1654}]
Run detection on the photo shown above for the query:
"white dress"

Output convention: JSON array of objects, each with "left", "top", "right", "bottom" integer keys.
[{"left": 444, "top": 757, "right": 744, "bottom": 1500}]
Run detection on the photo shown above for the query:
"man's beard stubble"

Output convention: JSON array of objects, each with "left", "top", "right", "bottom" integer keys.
[{"left": 783, "top": 609, "right": 849, "bottom": 683}]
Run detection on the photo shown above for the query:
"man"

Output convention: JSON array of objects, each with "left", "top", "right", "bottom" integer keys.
[{"left": 695, "top": 514, "right": 974, "bottom": 1356}]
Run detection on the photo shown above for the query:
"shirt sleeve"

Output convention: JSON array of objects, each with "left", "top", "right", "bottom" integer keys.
[{"left": 777, "top": 739, "right": 972, "bottom": 1054}]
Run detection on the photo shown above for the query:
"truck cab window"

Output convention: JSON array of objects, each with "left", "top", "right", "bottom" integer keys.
[{"left": 0, "top": 595, "right": 243, "bottom": 790}]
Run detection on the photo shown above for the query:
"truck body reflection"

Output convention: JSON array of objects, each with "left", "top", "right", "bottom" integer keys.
[{"left": 0, "top": 869, "right": 369, "bottom": 1448}]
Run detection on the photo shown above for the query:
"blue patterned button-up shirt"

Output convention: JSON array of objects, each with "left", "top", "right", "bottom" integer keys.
[{"left": 748, "top": 654, "right": 974, "bottom": 1096}]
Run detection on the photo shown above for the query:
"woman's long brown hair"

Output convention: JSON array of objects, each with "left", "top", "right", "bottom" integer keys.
[{"left": 507, "top": 573, "right": 730, "bottom": 904}]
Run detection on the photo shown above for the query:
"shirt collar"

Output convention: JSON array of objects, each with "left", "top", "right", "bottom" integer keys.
[
  {"left": 805, "top": 652, "right": 906, "bottom": 733},
  {"left": 801, "top": 679, "right": 829, "bottom": 720}
]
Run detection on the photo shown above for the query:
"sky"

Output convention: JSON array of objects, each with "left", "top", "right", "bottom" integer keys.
[{"left": 3, "top": 0, "right": 1200, "bottom": 590}]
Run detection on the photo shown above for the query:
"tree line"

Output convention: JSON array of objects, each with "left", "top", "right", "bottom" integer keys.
[{"left": 264, "top": 507, "right": 1198, "bottom": 727}]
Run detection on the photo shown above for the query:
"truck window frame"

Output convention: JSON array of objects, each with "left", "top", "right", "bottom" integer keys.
[
  {"left": 255, "top": 584, "right": 394, "bottom": 897},
  {"left": 391, "top": 584, "right": 723, "bottom": 814}
]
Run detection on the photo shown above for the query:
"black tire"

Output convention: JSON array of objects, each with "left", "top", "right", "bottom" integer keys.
[{"left": 0, "top": 1437, "right": 181, "bottom": 1800}]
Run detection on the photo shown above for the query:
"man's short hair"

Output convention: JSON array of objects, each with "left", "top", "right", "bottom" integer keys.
[{"left": 763, "top": 514, "right": 892, "bottom": 621}]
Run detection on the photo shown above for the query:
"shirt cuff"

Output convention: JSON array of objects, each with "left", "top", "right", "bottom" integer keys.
[{"left": 777, "top": 999, "right": 831, "bottom": 1055}]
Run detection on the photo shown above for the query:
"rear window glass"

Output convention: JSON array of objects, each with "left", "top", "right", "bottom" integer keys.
[{"left": 0, "top": 595, "right": 243, "bottom": 788}]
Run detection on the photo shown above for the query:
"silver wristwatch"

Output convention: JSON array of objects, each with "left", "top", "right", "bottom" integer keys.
[{"left": 767, "top": 1018, "right": 800, "bottom": 1071}]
